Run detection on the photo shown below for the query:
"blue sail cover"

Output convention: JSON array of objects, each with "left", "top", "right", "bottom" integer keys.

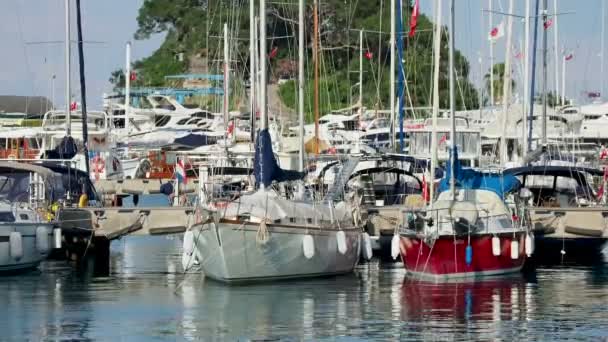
[
  {"left": 172, "top": 133, "right": 216, "bottom": 148},
  {"left": 438, "top": 147, "right": 520, "bottom": 199},
  {"left": 254, "top": 129, "right": 304, "bottom": 188}
]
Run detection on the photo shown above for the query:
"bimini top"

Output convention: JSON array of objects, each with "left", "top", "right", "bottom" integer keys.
[
  {"left": 0, "top": 161, "right": 58, "bottom": 178},
  {"left": 438, "top": 147, "right": 520, "bottom": 199}
]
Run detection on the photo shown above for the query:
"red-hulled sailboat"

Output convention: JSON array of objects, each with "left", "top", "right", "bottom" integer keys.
[
  {"left": 398, "top": 0, "right": 532, "bottom": 281},
  {"left": 398, "top": 152, "right": 532, "bottom": 280}
]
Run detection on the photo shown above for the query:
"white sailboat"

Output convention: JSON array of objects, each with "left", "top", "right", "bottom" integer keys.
[
  {"left": 0, "top": 162, "right": 59, "bottom": 272},
  {"left": 181, "top": 0, "right": 361, "bottom": 283}
]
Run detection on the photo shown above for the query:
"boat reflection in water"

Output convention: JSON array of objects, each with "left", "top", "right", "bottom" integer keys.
[{"left": 400, "top": 275, "right": 536, "bottom": 340}]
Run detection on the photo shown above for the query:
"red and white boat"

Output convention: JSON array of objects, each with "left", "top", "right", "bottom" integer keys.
[
  {"left": 397, "top": 0, "right": 532, "bottom": 281},
  {"left": 399, "top": 187, "right": 530, "bottom": 280}
]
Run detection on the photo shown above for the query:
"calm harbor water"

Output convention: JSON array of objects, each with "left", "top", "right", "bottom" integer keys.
[
  {"left": 1, "top": 195, "right": 608, "bottom": 341},
  {"left": 1, "top": 235, "right": 607, "bottom": 341}
]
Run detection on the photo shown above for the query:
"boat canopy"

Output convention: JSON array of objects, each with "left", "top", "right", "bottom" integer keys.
[
  {"left": 438, "top": 147, "right": 520, "bottom": 199},
  {"left": 254, "top": 129, "right": 304, "bottom": 188}
]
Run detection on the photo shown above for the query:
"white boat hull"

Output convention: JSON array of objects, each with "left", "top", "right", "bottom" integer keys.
[
  {"left": 0, "top": 223, "right": 54, "bottom": 273},
  {"left": 192, "top": 220, "right": 361, "bottom": 283}
]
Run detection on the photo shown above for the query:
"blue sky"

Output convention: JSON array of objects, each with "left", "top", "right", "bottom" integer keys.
[{"left": 0, "top": 0, "right": 604, "bottom": 108}]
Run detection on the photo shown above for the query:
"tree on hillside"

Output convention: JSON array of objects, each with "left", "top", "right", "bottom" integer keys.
[
  {"left": 118, "top": 0, "right": 480, "bottom": 118},
  {"left": 484, "top": 63, "right": 516, "bottom": 105}
]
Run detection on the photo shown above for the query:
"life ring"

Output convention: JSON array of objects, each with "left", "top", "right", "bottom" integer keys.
[
  {"left": 92, "top": 156, "right": 105, "bottom": 180},
  {"left": 93, "top": 156, "right": 105, "bottom": 172},
  {"left": 7, "top": 154, "right": 16, "bottom": 159}
]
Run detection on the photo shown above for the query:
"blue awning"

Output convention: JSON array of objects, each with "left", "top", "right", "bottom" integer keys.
[{"left": 438, "top": 147, "right": 520, "bottom": 199}]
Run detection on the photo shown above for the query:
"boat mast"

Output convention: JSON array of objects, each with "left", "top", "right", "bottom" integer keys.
[
  {"left": 602, "top": 0, "right": 606, "bottom": 99},
  {"left": 523, "top": 0, "right": 530, "bottom": 157},
  {"left": 528, "top": 0, "right": 540, "bottom": 152},
  {"left": 429, "top": 0, "right": 442, "bottom": 204},
  {"left": 389, "top": 0, "right": 396, "bottom": 151},
  {"left": 553, "top": 0, "right": 559, "bottom": 105},
  {"left": 65, "top": 0, "right": 71, "bottom": 136},
  {"left": 542, "top": 0, "right": 548, "bottom": 147},
  {"left": 223, "top": 23, "right": 230, "bottom": 132},
  {"left": 449, "top": 0, "right": 455, "bottom": 198},
  {"left": 125, "top": 42, "right": 131, "bottom": 137},
  {"left": 397, "top": 0, "right": 406, "bottom": 153},
  {"left": 298, "top": 0, "right": 305, "bottom": 172},
  {"left": 489, "top": 0, "right": 494, "bottom": 108},
  {"left": 260, "top": 0, "right": 267, "bottom": 131},
  {"left": 313, "top": 0, "right": 319, "bottom": 154},
  {"left": 255, "top": 16, "right": 260, "bottom": 125},
  {"left": 250, "top": 0, "right": 256, "bottom": 143},
  {"left": 75, "top": 0, "right": 89, "bottom": 174},
  {"left": 359, "top": 29, "right": 363, "bottom": 116},
  {"left": 561, "top": 51, "right": 566, "bottom": 105},
  {"left": 500, "top": 0, "right": 514, "bottom": 166}
]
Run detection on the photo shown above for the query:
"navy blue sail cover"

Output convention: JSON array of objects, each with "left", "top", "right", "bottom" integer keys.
[
  {"left": 254, "top": 129, "right": 304, "bottom": 188},
  {"left": 172, "top": 133, "right": 216, "bottom": 149}
]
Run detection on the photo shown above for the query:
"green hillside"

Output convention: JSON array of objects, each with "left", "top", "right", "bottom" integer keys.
[{"left": 112, "top": 0, "right": 479, "bottom": 122}]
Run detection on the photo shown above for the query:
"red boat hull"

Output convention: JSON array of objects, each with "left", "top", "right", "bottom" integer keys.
[{"left": 400, "top": 232, "right": 526, "bottom": 280}]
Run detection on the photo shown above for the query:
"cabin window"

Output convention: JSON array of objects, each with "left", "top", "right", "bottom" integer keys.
[
  {"left": 19, "top": 214, "right": 28, "bottom": 220},
  {"left": 0, "top": 212, "right": 15, "bottom": 222}
]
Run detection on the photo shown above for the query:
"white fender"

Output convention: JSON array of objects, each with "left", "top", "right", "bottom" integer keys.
[
  {"left": 525, "top": 233, "right": 534, "bottom": 256},
  {"left": 361, "top": 232, "right": 373, "bottom": 260},
  {"left": 510, "top": 240, "right": 519, "bottom": 260},
  {"left": 182, "top": 230, "right": 197, "bottom": 271},
  {"left": 303, "top": 234, "right": 315, "bottom": 259},
  {"left": 391, "top": 234, "right": 400, "bottom": 260},
  {"left": 492, "top": 236, "right": 501, "bottom": 256},
  {"left": 36, "top": 226, "right": 50, "bottom": 254},
  {"left": 336, "top": 231, "right": 347, "bottom": 255},
  {"left": 9, "top": 232, "right": 23, "bottom": 260},
  {"left": 53, "top": 228, "right": 62, "bottom": 249}
]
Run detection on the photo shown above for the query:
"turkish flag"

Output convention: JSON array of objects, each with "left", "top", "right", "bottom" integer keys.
[
  {"left": 364, "top": 51, "right": 373, "bottom": 60},
  {"left": 409, "top": 0, "right": 419, "bottom": 38},
  {"left": 565, "top": 54, "right": 573, "bottom": 61},
  {"left": 70, "top": 101, "right": 77, "bottom": 111},
  {"left": 268, "top": 46, "right": 278, "bottom": 59},
  {"left": 422, "top": 173, "right": 429, "bottom": 202},
  {"left": 130, "top": 71, "right": 136, "bottom": 81},
  {"left": 544, "top": 19, "right": 553, "bottom": 30}
]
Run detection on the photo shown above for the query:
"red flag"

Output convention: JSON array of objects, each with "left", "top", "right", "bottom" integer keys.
[
  {"left": 268, "top": 46, "right": 278, "bottom": 59},
  {"left": 409, "top": 0, "right": 419, "bottom": 38},
  {"left": 422, "top": 173, "right": 429, "bottom": 202},
  {"left": 130, "top": 71, "right": 136, "bottom": 81},
  {"left": 70, "top": 101, "right": 77, "bottom": 111},
  {"left": 226, "top": 120, "right": 234, "bottom": 136},
  {"left": 598, "top": 166, "right": 608, "bottom": 199},
  {"left": 565, "top": 54, "right": 573, "bottom": 61},
  {"left": 514, "top": 51, "right": 523, "bottom": 59},
  {"left": 544, "top": 19, "right": 553, "bottom": 30},
  {"left": 439, "top": 134, "right": 447, "bottom": 145},
  {"left": 600, "top": 147, "right": 608, "bottom": 160},
  {"left": 364, "top": 51, "right": 373, "bottom": 60}
]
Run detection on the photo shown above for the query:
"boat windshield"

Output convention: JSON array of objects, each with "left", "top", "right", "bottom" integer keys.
[{"left": 0, "top": 170, "right": 63, "bottom": 204}]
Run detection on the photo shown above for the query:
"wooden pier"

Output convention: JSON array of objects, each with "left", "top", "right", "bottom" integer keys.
[{"left": 56, "top": 205, "right": 212, "bottom": 275}]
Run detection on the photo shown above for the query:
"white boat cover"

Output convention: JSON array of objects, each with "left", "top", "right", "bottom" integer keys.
[{"left": 221, "top": 189, "right": 352, "bottom": 222}]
